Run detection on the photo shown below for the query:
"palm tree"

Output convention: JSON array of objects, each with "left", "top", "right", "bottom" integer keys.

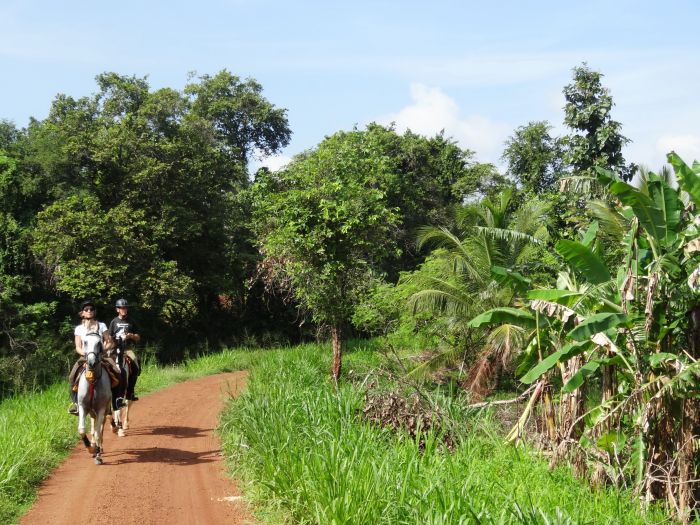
[{"left": 406, "top": 188, "right": 551, "bottom": 396}]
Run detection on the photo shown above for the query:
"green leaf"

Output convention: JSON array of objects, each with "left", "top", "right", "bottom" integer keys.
[
  {"left": 491, "top": 265, "right": 531, "bottom": 291},
  {"left": 669, "top": 152, "right": 700, "bottom": 208},
  {"left": 468, "top": 307, "right": 536, "bottom": 329},
  {"left": 648, "top": 352, "right": 679, "bottom": 367},
  {"left": 555, "top": 239, "right": 610, "bottom": 284},
  {"left": 562, "top": 359, "right": 602, "bottom": 393},
  {"left": 567, "top": 312, "right": 631, "bottom": 341},
  {"left": 608, "top": 181, "right": 666, "bottom": 242},
  {"left": 597, "top": 431, "right": 627, "bottom": 454},
  {"left": 520, "top": 340, "right": 590, "bottom": 384},
  {"left": 527, "top": 288, "right": 583, "bottom": 307},
  {"left": 580, "top": 221, "right": 599, "bottom": 247},
  {"left": 646, "top": 177, "right": 681, "bottom": 237}
]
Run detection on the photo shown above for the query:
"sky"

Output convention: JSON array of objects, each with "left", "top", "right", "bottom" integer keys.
[{"left": 2, "top": 0, "right": 699, "bottom": 174}]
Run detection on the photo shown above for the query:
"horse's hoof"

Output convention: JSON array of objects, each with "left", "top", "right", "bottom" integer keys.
[
  {"left": 123, "top": 423, "right": 129, "bottom": 430},
  {"left": 95, "top": 456, "right": 103, "bottom": 465},
  {"left": 118, "top": 428, "right": 126, "bottom": 437}
]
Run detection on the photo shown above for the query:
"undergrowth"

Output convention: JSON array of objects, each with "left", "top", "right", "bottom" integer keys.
[{"left": 219, "top": 341, "right": 671, "bottom": 525}]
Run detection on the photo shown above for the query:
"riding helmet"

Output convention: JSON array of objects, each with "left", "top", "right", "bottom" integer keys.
[
  {"left": 115, "top": 298, "right": 129, "bottom": 308},
  {"left": 80, "top": 299, "right": 96, "bottom": 310}
]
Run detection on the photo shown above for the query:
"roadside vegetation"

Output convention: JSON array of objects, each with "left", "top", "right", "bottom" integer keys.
[{"left": 220, "top": 342, "right": 669, "bottom": 524}]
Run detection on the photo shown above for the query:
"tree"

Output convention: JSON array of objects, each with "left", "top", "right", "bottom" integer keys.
[
  {"left": 408, "top": 188, "right": 551, "bottom": 395},
  {"left": 251, "top": 130, "right": 400, "bottom": 380},
  {"left": 502, "top": 121, "right": 566, "bottom": 195},
  {"left": 563, "top": 63, "right": 636, "bottom": 182},
  {"left": 350, "top": 124, "right": 477, "bottom": 278},
  {"left": 26, "top": 71, "right": 291, "bottom": 352}
]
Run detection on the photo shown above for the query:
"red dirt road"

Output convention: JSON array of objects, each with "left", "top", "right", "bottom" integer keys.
[{"left": 20, "top": 372, "right": 254, "bottom": 525}]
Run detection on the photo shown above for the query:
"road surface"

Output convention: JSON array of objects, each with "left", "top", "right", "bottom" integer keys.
[{"left": 20, "top": 372, "right": 254, "bottom": 525}]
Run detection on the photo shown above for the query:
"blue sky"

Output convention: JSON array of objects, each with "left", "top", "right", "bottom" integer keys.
[{"left": 2, "top": 0, "right": 699, "bottom": 173}]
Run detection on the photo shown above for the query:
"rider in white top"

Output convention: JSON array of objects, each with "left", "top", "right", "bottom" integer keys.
[
  {"left": 74, "top": 321, "right": 109, "bottom": 350},
  {"left": 68, "top": 300, "right": 118, "bottom": 415}
]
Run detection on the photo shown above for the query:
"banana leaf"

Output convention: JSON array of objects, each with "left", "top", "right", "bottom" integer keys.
[
  {"left": 669, "top": 152, "right": 700, "bottom": 208},
  {"left": 520, "top": 340, "right": 590, "bottom": 384},
  {"left": 555, "top": 239, "right": 610, "bottom": 285},
  {"left": 608, "top": 181, "right": 666, "bottom": 243},
  {"left": 567, "top": 312, "right": 631, "bottom": 341},
  {"left": 468, "top": 307, "right": 536, "bottom": 329}
]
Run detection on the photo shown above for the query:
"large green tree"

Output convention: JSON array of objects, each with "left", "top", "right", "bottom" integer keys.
[
  {"left": 251, "top": 129, "right": 400, "bottom": 380},
  {"left": 28, "top": 71, "right": 291, "bottom": 350},
  {"left": 502, "top": 121, "right": 565, "bottom": 195},
  {"left": 563, "top": 63, "right": 636, "bottom": 182}
]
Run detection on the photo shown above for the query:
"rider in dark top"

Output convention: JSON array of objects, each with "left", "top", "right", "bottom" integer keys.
[{"left": 108, "top": 298, "right": 141, "bottom": 401}]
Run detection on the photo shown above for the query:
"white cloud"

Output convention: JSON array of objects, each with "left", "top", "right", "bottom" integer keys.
[{"left": 378, "top": 83, "right": 510, "bottom": 163}]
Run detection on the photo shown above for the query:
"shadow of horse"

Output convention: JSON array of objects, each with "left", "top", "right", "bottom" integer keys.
[
  {"left": 108, "top": 446, "right": 222, "bottom": 466},
  {"left": 117, "top": 425, "right": 209, "bottom": 439}
]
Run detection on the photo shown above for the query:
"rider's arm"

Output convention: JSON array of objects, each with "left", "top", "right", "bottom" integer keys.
[
  {"left": 74, "top": 335, "right": 84, "bottom": 355},
  {"left": 127, "top": 332, "right": 141, "bottom": 344},
  {"left": 102, "top": 331, "right": 115, "bottom": 352}
]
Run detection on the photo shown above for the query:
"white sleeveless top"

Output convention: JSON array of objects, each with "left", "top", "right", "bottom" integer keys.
[{"left": 74, "top": 322, "right": 108, "bottom": 341}]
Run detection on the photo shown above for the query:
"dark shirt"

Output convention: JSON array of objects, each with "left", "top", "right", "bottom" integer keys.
[{"left": 108, "top": 316, "right": 139, "bottom": 349}]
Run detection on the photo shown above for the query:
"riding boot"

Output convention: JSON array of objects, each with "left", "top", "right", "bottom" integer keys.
[{"left": 68, "top": 389, "right": 78, "bottom": 415}]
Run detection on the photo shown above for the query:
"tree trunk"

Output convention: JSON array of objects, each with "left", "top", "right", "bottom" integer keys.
[
  {"left": 678, "top": 307, "right": 700, "bottom": 522},
  {"left": 542, "top": 381, "right": 557, "bottom": 442},
  {"left": 558, "top": 355, "right": 587, "bottom": 476},
  {"left": 560, "top": 355, "right": 586, "bottom": 440},
  {"left": 331, "top": 324, "right": 342, "bottom": 381}
]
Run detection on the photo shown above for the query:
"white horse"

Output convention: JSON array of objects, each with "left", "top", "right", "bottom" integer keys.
[{"left": 77, "top": 332, "right": 112, "bottom": 464}]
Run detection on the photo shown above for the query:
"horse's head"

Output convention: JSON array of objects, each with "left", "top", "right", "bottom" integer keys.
[{"left": 84, "top": 332, "right": 103, "bottom": 369}]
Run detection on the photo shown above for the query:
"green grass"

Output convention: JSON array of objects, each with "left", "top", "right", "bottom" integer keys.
[
  {"left": 0, "top": 346, "right": 256, "bottom": 525},
  {"left": 220, "top": 342, "right": 672, "bottom": 525}
]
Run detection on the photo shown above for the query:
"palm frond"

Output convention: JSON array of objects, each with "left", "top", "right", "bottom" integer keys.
[{"left": 589, "top": 199, "right": 629, "bottom": 242}]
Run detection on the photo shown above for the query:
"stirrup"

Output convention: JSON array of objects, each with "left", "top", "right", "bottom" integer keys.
[
  {"left": 68, "top": 403, "right": 79, "bottom": 415},
  {"left": 115, "top": 397, "right": 125, "bottom": 409}
]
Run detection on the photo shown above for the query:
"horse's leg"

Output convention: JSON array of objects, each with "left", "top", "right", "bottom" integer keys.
[
  {"left": 78, "top": 404, "right": 95, "bottom": 454},
  {"left": 122, "top": 399, "right": 130, "bottom": 431},
  {"left": 122, "top": 364, "right": 130, "bottom": 431},
  {"left": 92, "top": 410, "right": 105, "bottom": 465}
]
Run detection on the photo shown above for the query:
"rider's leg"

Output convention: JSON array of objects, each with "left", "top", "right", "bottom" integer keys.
[{"left": 67, "top": 359, "right": 84, "bottom": 414}]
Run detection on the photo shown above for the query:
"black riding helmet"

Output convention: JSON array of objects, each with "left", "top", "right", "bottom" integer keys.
[
  {"left": 115, "top": 298, "right": 129, "bottom": 308},
  {"left": 80, "top": 299, "right": 96, "bottom": 310}
]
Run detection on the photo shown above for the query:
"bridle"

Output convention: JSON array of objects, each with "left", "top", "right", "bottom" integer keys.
[{"left": 84, "top": 332, "right": 103, "bottom": 386}]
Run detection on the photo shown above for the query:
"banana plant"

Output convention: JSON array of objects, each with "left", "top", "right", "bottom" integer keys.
[{"left": 470, "top": 153, "right": 700, "bottom": 521}]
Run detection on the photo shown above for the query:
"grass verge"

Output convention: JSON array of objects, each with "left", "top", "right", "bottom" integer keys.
[{"left": 220, "top": 342, "right": 670, "bottom": 525}]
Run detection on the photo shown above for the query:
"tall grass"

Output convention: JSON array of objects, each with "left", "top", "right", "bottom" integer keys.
[
  {"left": 0, "top": 347, "right": 255, "bottom": 524},
  {"left": 220, "top": 343, "right": 670, "bottom": 525}
]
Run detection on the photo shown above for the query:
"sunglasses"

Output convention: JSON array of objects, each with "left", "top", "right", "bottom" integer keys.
[{"left": 83, "top": 307, "right": 95, "bottom": 312}]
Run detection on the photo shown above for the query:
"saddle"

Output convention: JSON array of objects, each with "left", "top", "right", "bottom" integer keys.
[{"left": 72, "top": 361, "right": 121, "bottom": 389}]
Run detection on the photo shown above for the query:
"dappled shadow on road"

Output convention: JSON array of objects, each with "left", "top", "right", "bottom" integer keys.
[
  {"left": 105, "top": 446, "right": 221, "bottom": 466},
  {"left": 116, "top": 425, "right": 209, "bottom": 439}
]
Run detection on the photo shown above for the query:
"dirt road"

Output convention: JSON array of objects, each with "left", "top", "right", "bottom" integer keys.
[{"left": 20, "top": 372, "right": 254, "bottom": 525}]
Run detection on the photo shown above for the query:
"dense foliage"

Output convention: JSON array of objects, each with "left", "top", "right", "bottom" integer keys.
[{"left": 1, "top": 60, "right": 697, "bottom": 522}]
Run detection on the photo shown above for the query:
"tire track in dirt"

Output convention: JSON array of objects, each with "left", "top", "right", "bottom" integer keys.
[{"left": 20, "top": 372, "right": 254, "bottom": 525}]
